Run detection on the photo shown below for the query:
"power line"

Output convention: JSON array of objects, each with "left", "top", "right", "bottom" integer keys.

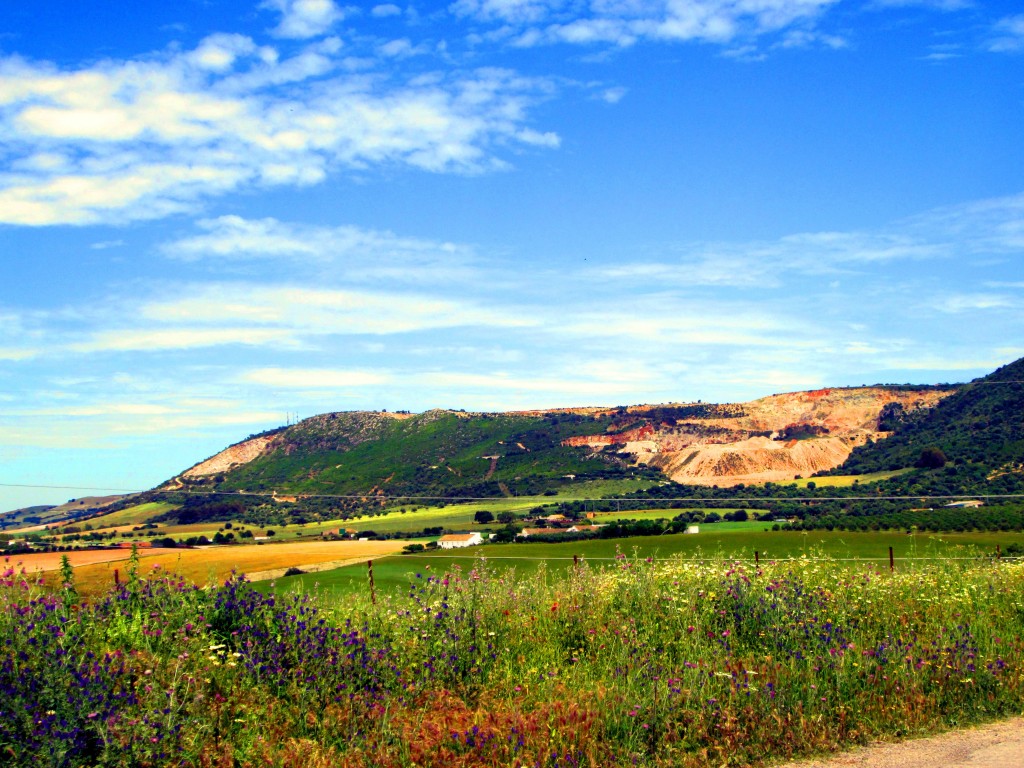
[{"left": 0, "top": 483, "right": 143, "bottom": 493}]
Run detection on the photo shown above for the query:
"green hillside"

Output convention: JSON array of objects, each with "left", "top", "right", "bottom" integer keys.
[
  {"left": 179, "top": 409, "right": 662, "bottom": 502},
  {"left": 830, "top": 357, "right": 1024, "bottom": 484}
]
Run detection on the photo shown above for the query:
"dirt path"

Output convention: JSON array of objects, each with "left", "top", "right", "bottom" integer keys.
[
  {"left": 776, "top": 718, "right": 1024, "bottom": 768},
  {"left": 244, "top": 555, "right": 384, "bottom": 582}
]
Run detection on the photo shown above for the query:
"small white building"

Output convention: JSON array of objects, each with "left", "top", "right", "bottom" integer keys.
[
  {"left": 437, "top": 532, "right": 484, "bottom": 549},
  {"left": 567, "top": 524, "right": 605, "bottom": 534},
  {"left": 517, "top": 527, "right": 560, "bottom": 538},
  {"left": 685, "top": 525, "right": 700, "bottom": 535}
]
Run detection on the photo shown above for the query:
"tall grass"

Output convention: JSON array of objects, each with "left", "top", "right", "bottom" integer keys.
[{"left": 2, "top": 548, "right": 1023, "bottom": 766}]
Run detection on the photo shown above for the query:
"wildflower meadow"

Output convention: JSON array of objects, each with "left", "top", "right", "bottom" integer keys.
[{"left": 3, "top": 548, "right": 1023, "bottom": 767}]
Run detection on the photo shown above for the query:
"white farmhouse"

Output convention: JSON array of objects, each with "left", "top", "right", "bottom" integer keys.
[{"left": 437, "top": 532, "right": 484, "bottom": 549}]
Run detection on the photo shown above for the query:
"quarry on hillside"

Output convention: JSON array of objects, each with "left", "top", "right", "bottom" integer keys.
[{"left": 563, "top": 387, "right": 954, "bottom": 486}]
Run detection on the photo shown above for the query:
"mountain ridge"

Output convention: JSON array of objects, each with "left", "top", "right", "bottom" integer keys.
[{"left": 165, "top": 384, "right": 955, "bottom": 499}]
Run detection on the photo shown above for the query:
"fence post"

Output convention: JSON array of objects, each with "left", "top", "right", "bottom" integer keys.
[
  {"left": 113, "top": 568, "right": 120, "bottom": 586},
  {"left": 996, "top": 545, "right": 1001, "bottom": 559},
  {"left": 755, "top": 551, "right": 760, "bottom": 565},
  {"left": 367, "top": 559, "right": 376, "bottom": 605},
  {"left": 573, "top": 554, "right": 579, "bottom": 569},
  {"left": 889, "top": 546, "right": 894, "bottom": 572}
]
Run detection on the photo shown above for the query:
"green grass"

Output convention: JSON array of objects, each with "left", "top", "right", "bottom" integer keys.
[
  {"left": 589, "top": 509, "right": 771, "bottom": 526},
  {"left": 792, "top": 469, "right": 913, "bottom": 488},
  {"left": 85, "top": 501, "right": 179, "bottom": 528},
  {"left": 269, "top": 529, "right": 1024, "bottom": 599},
  {"left": 266, "top": 479, "right": 663, "bottom": 537}
]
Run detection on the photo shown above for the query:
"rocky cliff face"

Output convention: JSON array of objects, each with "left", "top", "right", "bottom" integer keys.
[{"left": 562, "top": 387, "right": 953, "bottom": 486}]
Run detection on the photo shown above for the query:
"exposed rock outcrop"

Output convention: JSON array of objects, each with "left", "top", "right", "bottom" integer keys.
[{"left": 562, "top": 387, "right": 953, "bottom": 486}]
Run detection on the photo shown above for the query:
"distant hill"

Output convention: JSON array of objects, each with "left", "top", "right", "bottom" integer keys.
[
  {"left": 0, "top": 495, "right": 128, "bottom": 531},
  {"left": 167, "top": 408, "right": 650, "bottom": 502},
  {"left": 129, "top": 382, "right": 957, "bottom": 527}
]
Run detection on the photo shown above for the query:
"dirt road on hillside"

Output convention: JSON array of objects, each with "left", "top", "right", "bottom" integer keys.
[{"left": 776, "top": 718, "right": 1024, "bottom": 768}]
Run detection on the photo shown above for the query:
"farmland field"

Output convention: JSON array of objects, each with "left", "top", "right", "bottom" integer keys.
[
  {"left": 2, "top": 547, "right": 165, "bottom": 573},
  {"left": 792, "top": 469, "right": 913, "bottom": 487},
  {"left": 42, "top": 540, "right": 405, "bottom": 596},
  {"left": 270, "top": 529, "right": 1024, "bottom": 599},
  {"left": 64, "top": 501, "right": 178, "bottom": 528}
]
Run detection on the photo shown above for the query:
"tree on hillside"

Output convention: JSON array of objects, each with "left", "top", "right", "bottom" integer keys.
[
  {"left": 474, "top": 510, "right": 495, "bottom": 524},
  {"left": 916, "top": 446, "right": 948, "bottom": 469}
]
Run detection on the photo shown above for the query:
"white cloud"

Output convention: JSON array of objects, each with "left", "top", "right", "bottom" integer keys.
[
  {"left": 0, "top": 347, "right": 40, "bottom": 361},
  {"left": 162, "top": 215, "right": 478, "bottom": 282},
  {"left": 30, "top": 403, "right": 178, "bottom": 417},
  {"left": 419, "top": 370, "right": 648, "bottom": 397},
  {"left": 378, "top": 38, "right": 424, "bottom": 58},
  {"left": 937, "top": 293, "right": 1015, "bottom": 313},
  {"left": 597, "top": 230, "right": 944, "bottom": 289},
  {"left": 242, "top": 367, "right": 391, "bottom": 388},
  {"left": 131, "top": 283, "right": 535, "bottom": 340},
  {"left": 451, "top": 0, "right": 559, "bottom": 25},
  {"left": 457, "top": 0, "right": 843, "bottom": 49},
  {"left": 599, "top": 86, "right": 627, "bottom": 103},
  {"left": 989, "top": 15, "right": 1024, "bottom": 53},
  {"left": 870, "top": 0, "right": 973, "bottom": 10},
  {"left": 372, "top": 4, "right": 403, "bottom": 17},
  {"left": 264, "top": 0, "right": 345, "bottom": 39},
  {"left": 593, "top": 194, "right": 1024, "bottom": 291},
  {"left": 71, "top": 328, "right": 301, "bottom": 353},
  {"left": 0, "top": 40, "right": 558, "bottom": 226}
]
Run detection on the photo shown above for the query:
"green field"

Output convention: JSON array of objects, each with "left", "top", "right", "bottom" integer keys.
[
  {"left": 75, "top": 501, "right": 179, "bottom": 528},
  {"left": 589, "top": 509, "right": 771, "bottom": 526},
  {"left": 792, "top": 469, "right": 913, "bottom": 487},
  {"left": 269, "top": 528, "right": 1023, "bottom": 600},
  {"left": 245, "top": 478, "right": 663, "bottom": 538}
]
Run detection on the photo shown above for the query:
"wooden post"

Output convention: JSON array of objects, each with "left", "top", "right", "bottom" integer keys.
[
  {"left": 755, "top": 551, "right": 760, "bottom": 565},
  {"left": 889, "top": 546, "right": 895, "bottom": 572},
  {"left": 367, "top": 559, "right": 376, "bottom": 605},
  {"left": 113, "top": 568, "right": 120, "bottom": 586},
  {"left": 996, "top": 545, "right": 1002, "bottom": 559}
]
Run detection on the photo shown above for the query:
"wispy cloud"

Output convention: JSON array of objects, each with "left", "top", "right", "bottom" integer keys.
[
  {"left": 593, "top": 194, "right": 1024, "bottom": 290},
  {"left": 937, "top": 293, "right": 1016, "bottom": 313},
  {"left": 70, "top": 328, "right": 301, "bottom": 353},
  {"left": 0, "top": 347, "right": 40, "bottom": 361},
  {"left": 136, "top": 284, "right": 535, "bottom": 338},
  {"left": 0, "top": 38, "right": 558, "bottom": 226},
  {"left": 242, "top": 367, "right": 391, "bottom": 388},
  {"left": 989, "top": 14, "right": 1024, "bottom": 53},
  {"left": 869, "top": 0, "right": 974, "bottom": 10},
  {"left": 454, "top": 0, "right": 842, "bottom": 49},
  {"left": 263, "top": 0, "right": 346, "bottom": 39},
  {"left": 161, "top": 215, "right": 478, "bottom": 283}
]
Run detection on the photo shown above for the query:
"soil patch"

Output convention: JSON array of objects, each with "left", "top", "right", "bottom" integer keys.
[{"left": 776, "top": 718, "right": 1024, "bottom": 768}]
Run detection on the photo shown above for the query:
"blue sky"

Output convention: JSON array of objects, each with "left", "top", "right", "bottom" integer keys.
[{"left": 2, "top": 0, "right": 1023, "bottom": 511}]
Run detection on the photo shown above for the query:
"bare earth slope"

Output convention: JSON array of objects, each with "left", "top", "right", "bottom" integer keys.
[
  {"left": 568, "top": 387, "right": 953, "bottom": 487},
  {"left": 181, "top": 434, "right": 278, "bottom": 479}
]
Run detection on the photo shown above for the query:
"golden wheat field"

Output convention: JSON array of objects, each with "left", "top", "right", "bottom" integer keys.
[
  {"left": 3, "top": 548, "right": 165, "bottom": 573},
  {"left": 35, "top": 540, "right": 406, "bottom": 596}
]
